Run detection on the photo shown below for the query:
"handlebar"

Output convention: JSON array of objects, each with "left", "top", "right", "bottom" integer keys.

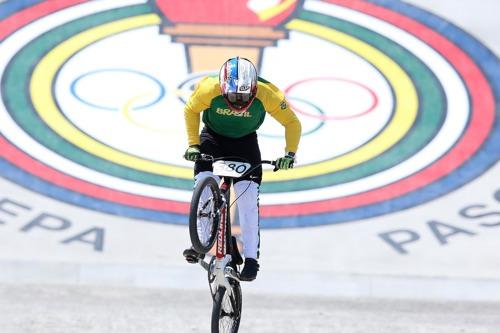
[
  {"left": 198, "top": 154, "right": 276, "bottom": 166},
  {"left": 197, "top": 154, "right": 278, "bottom": 172}
]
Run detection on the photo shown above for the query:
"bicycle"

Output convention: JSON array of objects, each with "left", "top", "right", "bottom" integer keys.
[{"left": 185, "top": 154, "right": 276, "bottom": 333}]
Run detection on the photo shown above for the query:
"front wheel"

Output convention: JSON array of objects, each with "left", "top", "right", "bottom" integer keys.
[
  {"left": 189, "top": 176, "right": 221, "bottom": 253},
  {"left": 211, "top": 283, "right": 242, "bottom": 333}
]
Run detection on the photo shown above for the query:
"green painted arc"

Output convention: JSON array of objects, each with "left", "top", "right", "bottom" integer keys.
[
  {"left": 2, "top": 6, "right": 446, "bottom": 193},
  {"left": 260, "top": 10, "right": 446, "bottom": 193},
  {"left": 2, "top": 5, "right": 193, "bottom": 190}
]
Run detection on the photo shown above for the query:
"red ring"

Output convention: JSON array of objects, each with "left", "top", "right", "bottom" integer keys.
[{"left": 284, "top": 77, "right": 379, "bottom": 120}]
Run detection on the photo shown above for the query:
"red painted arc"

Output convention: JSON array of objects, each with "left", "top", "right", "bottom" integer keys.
[
  {"left": 0, "top": 0, "right": 495, "bottom": 218},
  {"left": 0, "top": 0, "right": 189, "bottom": 214},
  {"left": 260, "top": 0, "right": 495, "bottom": 216},
  {"left": 284, "top": 77, "right": 379, "bottom": 120},
  {"left": 0, "top": 137, "right": 189, "bottom": 214},
  {"left": 0, "top": 0, "right": 88, "bottom": 41}
]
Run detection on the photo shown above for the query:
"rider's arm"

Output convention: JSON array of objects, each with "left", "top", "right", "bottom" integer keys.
[
  {"left": 260, "top": 83, "right": 302, "bottom": 153},
  {"left": 184, "top": 106, "right": 201, "bottom": 146},
  {"left": 184, "top": 77, "right": 217, "bottom": 146}
]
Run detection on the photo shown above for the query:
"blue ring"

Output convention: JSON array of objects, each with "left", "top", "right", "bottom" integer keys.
[
  {"left": 177, "top": 71, "right": 215, "bottom": 104},
  {"left": 70, "top": 68, "right": 166, "bottom": 111}
]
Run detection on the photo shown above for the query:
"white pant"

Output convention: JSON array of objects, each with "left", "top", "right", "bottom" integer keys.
[{"left": 195, "top": 171, "right": 260, "bottom": 259}]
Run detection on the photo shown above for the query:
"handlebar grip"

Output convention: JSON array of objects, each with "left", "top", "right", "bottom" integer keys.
[
  {"left": 260, "top": 160, "right": 278, "bottom": 172},
  {"left": 196, "top": 154, "right": 214, "bottom": 162}
]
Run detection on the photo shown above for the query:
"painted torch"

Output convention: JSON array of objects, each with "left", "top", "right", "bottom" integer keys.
[{"left": 151, "top": 0, "right": 303, "bottom": 72}]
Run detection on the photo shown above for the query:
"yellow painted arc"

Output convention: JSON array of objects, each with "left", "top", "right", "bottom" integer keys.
[
  {"left": 257, "top": 0, "right": 298, "bottom": 22},
  {"left": 31, "top": 15, "right": 418, "bottom": 181},
  {"left": 263, "top": 19, "right": 418, "bottom": 181},
  {"left": 30, "top": 14, "right": 190, "bottom": 177}
]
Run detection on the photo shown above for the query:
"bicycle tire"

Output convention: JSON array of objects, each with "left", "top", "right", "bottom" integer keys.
[
  {"left": 211, "top": 283, "right": 242, "bottom": 333},
  {"left": 189, "top": 176, "right": 221, "bottom": 254}
]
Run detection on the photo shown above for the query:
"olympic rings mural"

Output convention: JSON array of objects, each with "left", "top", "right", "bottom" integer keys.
[{"left": 0, "top": 0, "right": 498, "bottom": 228}]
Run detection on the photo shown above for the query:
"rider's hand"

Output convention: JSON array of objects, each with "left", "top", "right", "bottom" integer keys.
[
  {"left": 184, "top": 145, "right": 201, "bottom": 161},
  {"left": 276, "top": 152, "right": 295, "bottom": 170}
]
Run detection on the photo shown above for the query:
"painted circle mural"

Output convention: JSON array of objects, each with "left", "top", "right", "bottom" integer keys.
[{"left": 0, "top": 0, "right": 498, "bottom": 228}]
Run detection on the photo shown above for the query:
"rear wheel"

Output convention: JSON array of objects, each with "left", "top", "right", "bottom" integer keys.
[
  {"left": 211, "top": 283, "right": 242, "bottom": 333},
  {"left": 189, "top": 176, "right": 220, "bottom": 253}
]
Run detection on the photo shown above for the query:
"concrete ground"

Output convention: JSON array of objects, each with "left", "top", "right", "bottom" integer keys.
[{"left": 1, "top": 283, "right": 499, "bottom": 333}]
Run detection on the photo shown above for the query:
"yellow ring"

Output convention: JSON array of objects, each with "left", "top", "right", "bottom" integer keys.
[
  {"left": 122, "top": 93, "right": 169, "bottom": 133},
  {"left": 31, "top": 15, "right": 418, "bottom": 181}
]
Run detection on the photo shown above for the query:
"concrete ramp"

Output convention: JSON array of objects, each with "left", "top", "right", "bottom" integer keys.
[{"left": 0, "top": 0, "right": 499, "bottom": 307}]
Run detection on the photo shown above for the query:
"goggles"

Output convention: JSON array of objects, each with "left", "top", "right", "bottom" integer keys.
[{"left": 226, "top": 92, "right": 252, "bottom": 108}]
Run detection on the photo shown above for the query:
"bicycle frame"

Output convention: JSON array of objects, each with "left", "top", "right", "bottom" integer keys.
[
  {"left": 187, "top": 155, "right": 278, "bottom": 332},
  {"left": 210, "top": 177, "right": 238, "bottom": 296},
  {"left": 192, "top": 155, "right": 276, "bottom": 294},
  {"left": 216, "top": 181, "right": 230, "bottom": 260}
]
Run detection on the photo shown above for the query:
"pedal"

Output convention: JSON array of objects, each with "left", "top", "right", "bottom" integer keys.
[
  {"left": 183, "top": 248, "right": 204, "bottom": 264},
  {"left": 184, "top": 255, "right": 198, "bottom": 264}
]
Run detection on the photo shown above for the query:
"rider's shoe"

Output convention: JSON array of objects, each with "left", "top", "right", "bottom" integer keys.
[
  {"left": 239, "top": 258, "right": 259, "bottom": 281},
  {"left": 183, "top": 247, "right": 204, "bottom": 264}
]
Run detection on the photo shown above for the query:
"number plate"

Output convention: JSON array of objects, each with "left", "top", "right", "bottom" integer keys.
[{"left": 212, "top": 161, "right": 251, "bottom": 178}]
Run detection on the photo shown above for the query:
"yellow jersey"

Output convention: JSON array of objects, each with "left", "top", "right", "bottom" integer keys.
[{"left": 184, "top": 76, "right": 301, "bottom": 153}]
